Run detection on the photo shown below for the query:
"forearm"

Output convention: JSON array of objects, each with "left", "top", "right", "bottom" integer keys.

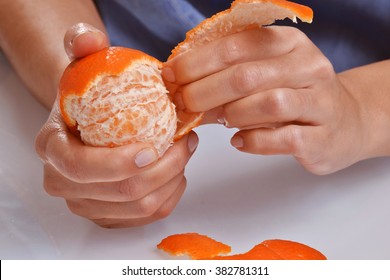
[
  {"left": 0, "top": 0, "right": 106, "bottom": 109},
  {"left": 338, "top": 59, "right": 390, "bottom": 159}
]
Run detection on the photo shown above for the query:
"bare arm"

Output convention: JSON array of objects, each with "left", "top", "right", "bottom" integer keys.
[
  {"left": 0, "top": 0, "right": 106, "bottom": 108},
  {"left": 338, "top": 60, "right": 390, "bottom": 160},
  {"left": 0, "top": 1, "right": 197, "bottom": 228}
]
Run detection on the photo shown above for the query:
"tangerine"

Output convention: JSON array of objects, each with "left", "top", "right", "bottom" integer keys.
[{"left": 59, "top": 47, "right": 177, "bottom": 156}]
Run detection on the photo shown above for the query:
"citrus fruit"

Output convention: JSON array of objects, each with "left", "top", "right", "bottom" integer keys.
[
  {"left": 157, "top": 233, "right": 326, "bottom": 260},
  {"left": 168, "top": 0, "right": 313, "bottom": 140},
  {"left": 59, "top": 47, "right": 177, "bottom": 156}
]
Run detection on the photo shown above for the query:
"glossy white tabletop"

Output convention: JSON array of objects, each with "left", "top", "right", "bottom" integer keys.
[{"left": 1, "top": 52, "right": 390, "bottom": 260}]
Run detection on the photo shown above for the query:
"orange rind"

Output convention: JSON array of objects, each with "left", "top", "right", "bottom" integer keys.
[
  {"left": 157, "top": 233, "right": 326, "bottom": 260},
  {"left": 157, "top": 233, "right": 231, "bottom": 260},
  {"left": 211, "top": 239, "right": 327, "bottom": 260}
]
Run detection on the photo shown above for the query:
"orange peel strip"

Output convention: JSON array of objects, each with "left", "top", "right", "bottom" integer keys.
[
  {"left": 157, "top": 233, "right": 326, "bottom": 260},
  {"left": 211, "top": 239, "right": 327, "bottom": 260},
  {"left": 157, "top": 233, "right": 231, "bottom": 260}
]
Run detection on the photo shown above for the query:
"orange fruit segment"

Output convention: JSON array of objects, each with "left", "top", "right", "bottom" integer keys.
[
  {"left": 59, "top": 47, "right": 177, "bottom": 156},
  {"left": 157, "top": 233, "right": 231, "bottom": 260},
  {"left": 168, "top": 0, "right": 313, "bottom": 140},
  {"left": 157, "top": 233, "right": 326, "bottom": 260}
]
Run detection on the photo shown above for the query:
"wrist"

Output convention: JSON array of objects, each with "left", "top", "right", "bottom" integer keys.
[{"left": 338, "top": 61, "right": 390, "bottom": 161}]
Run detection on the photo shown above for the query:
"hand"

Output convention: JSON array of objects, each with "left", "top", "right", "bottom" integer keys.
[
  {"left": 35, "top": 23, "right": 199, "bottom": 228},
  {"left": 163, "top": 26, "right": 369, "bottom": 175}
]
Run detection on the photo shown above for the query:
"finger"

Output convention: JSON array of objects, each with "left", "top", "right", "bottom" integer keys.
[
  {"left": 45, "top": 132, "right": 159, "bottom": 183},
  {"left": 231, "top": 125, "right": 324, "bottom": 158},
  {"left": 43, "top": 132, "right": 198, "bottom": 201},
  {"left": 163, "top": 26, "right": 298, "bottom": 85},
  {"left": 91, "top": 179, "right": 187, "bottom": 228},
  {"left": 66, "top": 173, "right": 186, "bottom": 221},
  {"left": 64, "top": 22, "right": 109, "bottom": 60},
  {"left": 222, "top": 88, "right": 323, "bottom": 128},
  {"left": 35, "top": 106, "right": 159, "bottom": 183},
  {"left": 201, "top": 107, "right": 224, "bottom": 125},
  {"left": 178, "top": 50, "right": 315, "bottom": 113}
]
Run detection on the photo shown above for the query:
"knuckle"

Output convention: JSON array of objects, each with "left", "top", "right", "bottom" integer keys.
[
  {"left": 181, "top": 85, "right": 204, "bottom": 112},
  {"left": 60, "top": 151, "right": 86, "bottom": 183},
  {"left": 230, "top": 64, "right": 261, "bottom": 97},
  {"left": 281, "top": 26, "right": 309, "bottom": 47},
  {"left": 42, "top": 164, "right": 66, "bottom": 197},
  {"left": 34, "top": 130, "right": 46, "bottom": 161},
  {"left": 286, "top": 26, "right": 334, "bottom": 80},
  {"left": 137, "top": 196, "right": 159, "bottom": 217},
  {"left": 34, "top": 125, "right": 56, "bottom": 163},
  {"left": 92, "top": 219, "right": 115, "bottom": 229},
  {"left": 66, "top": 199, "right": 101, "bottom": 220},
  {"left": 304, "top": 160, "right": 334, "bottom": 176},
  {"left": 167, "top": 151, "right": 187, "bottom": 176},
  {"left": 155, "top": 205, "right": 174, "bottom": 220},
  {"left": 66, "top": 199, "right": 88, "bottom": 217},
  {"left": 290, "top": 27, "right": 308, "bottom": 44},
  {"left": 43, "top": 177, "right": 62, "bottom": 197},
  {"left": 218, "top": 37, "right": 242, "bottom": 66},
  {"left": 155, "top": 178, "right": 186, "bottom": 219},
  {"left": 118, "top": 176, "right": 145, "bottom": 201},
  {"left": 251, "top": 132, "right": 268, "bottom": 154},
  {"left": 311, "top": 165, "right": 333, "bottom": 176},
  {"left": 313, "top": 54, "right": 334, "bottom": 79},
  {"left": 287, "top": 127, "right": 306, "bottom": 156},
  {"left": 263, "top": 90, "right": 290, "bottom": 117}
]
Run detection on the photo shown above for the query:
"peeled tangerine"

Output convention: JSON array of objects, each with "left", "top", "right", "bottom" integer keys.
[
  {"left": 59, "top": 0, "right": 313, "bottom": 156},
  {"left": 59, "top": 47, "right": 176, "bottom": 156}
]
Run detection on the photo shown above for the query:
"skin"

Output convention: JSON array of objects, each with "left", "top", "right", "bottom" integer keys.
[
  {"left": 163, "top": 26, "right": 390, "bottom": 175},
  {"left": 1, "top": 1, "right": 389, "bottom": 227},
  {"left": 0, "top": 0, "right": 198, "bottom": 228}
]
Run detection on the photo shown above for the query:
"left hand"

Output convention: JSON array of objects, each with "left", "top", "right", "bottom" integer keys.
[{"left": 35, "top": 23, "right": 199, "bottom": 228}]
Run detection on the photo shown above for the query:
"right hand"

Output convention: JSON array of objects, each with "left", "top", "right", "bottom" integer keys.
[
  {"left": 35, "top": 23, "right": 199, "bottom": 228},
  {"left": 163, "top": 26, "right": 377, "bottom": 175}
]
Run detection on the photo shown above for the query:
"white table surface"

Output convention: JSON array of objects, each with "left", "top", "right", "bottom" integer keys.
[{"left": 1, "top": 52, "right": 390, "bottom": 260}]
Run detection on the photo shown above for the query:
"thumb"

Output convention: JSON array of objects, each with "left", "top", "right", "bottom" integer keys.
[{"left": 64, "top": 22, "right": 109, "bottom": 60}]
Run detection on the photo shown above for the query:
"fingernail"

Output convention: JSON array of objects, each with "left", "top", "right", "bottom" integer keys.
[
  {"left": 68, "top": 23, "right": 95, "bottom": 48},
  {"left": 162, "top": 67, "right": 176, "bottom": 83},
  {"left": 85, "top": 31, "right": 105, "bottom": 47},
  {"left": 65, "top": 23, "right": 106, "bottom": 59},
  {"left": 217, "top": 110, "right": 226, "bottom": 125},
  {"left": 217, "top": 110, "right": 231, "bottom": 127},
  {"left": 187, "top": 132, "right": 199, "bottom": 153},
  {"left": 135, "top": 148, "right": 158, "bottom": 168},
  {"left": 71, "top": 31, "right": 105, "bottom": 51},
  {"left": 231, "top": 135, "right": 244, "bottom": 148}
]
